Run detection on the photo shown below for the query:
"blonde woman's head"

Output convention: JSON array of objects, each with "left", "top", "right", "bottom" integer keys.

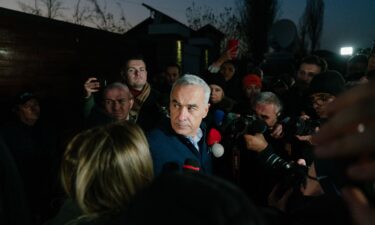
[{"left": 61, "top": 122, "right": 153, "bottom": 216}]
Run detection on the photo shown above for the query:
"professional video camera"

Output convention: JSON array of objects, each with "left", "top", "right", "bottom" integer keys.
[
  {"left": 224, "top": 113, "right": 268, "bottom": 136},
  {"left": 282, "top": 117, "right": 321, "bottom": 139}
]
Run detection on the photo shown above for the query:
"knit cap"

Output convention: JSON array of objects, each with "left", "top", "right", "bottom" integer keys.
[
  {"left": 242, "top": 74, "right": 262, "bottom": 89},
  {"left": 205, "top": 74, "right": 227, "bottom": 90},
  {"left": 308, "top": 70, "right": 346, "bottom": 96}
]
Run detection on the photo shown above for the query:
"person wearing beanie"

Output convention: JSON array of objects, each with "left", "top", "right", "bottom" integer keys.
[
  {"left": 205, "top": 75, "right": 235, "bottom": 111},
  {"left": 309, "top": 70, "right": 346, "bottom": 96},
  {"left": 1, "top": 90, "right": 62, "bottom": 223},
  {"left": 205, "top": 75, "right": 236, "bottom": 128},
  {"left": 205, "top": 75, "right": 227, "bottom": 104},
  {"left": 242, "top": 74, "right": 262, "bottom": 100},
  {"left": 231, "top": 74, "right": 263, "bottom": 115},
  {"left": 308, "top": 70, "right": 346, "bottom": 119},
  {"left": 289, "top": 70, "right": 346, "bottom": 148}
]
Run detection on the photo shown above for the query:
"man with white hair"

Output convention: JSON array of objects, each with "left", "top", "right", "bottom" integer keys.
[{"left": 147, "top": 74, "right": 212, "bottom": 175}]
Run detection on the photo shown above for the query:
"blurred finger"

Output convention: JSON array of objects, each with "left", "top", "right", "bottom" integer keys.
[
  {"left": 348, "top": 161, "right": 375, "bottom": 180},
  {"left": 342, "top": 187, "right": 375, "bottom": 225},
  {"left": 312, "top": 98, "right": 375, "bottom": 145},
  {"left": 315, "top": 126, "right": 375, "bottom": 158}
]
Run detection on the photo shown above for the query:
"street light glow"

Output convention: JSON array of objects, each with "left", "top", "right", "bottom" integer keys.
[{"left": 340, "top": 47, "right": 353, "bottom": 56}]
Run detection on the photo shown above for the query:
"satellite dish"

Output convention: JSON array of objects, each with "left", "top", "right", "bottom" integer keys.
[{"left": 269, "top": 19, "right": 297, "bottom": 50}]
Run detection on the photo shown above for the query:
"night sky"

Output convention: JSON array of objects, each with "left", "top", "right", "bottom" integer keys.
[{"left": 1, "top": 0, "right": 374, "bottom": 53}]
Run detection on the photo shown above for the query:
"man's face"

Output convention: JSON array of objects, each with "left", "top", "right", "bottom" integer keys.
[
  {"left": 220, "top": 62, "right": 235, "bottom": 81},
  {"left": 170, "top": 85, "right": 209, "bottom": 137},
  {"left": 244, "top": 85, "right": 261, "bottom": 99},
  {"left": 209, "top": 84, "right": 224, "bottom": 104},
  {"left": 17, "top": 98, "right": 40, "bottom": 125},
  {"left": 254, "top": 103, "right": 279, "bottom": 128},
  {"left": 103, "top": 87, "right": 134, "bottom": 121},
  {"left": 310, "top": 93, "right": 335, "bottom": 119},
  {"left": 125, "top": 60, "right": 147, "bottom": 90},
  {"left": 165, "top": 66, "right": 180, "bottom": 85},
  {"left": 296, "top": 63, "right": 321, "bottom": 88}
]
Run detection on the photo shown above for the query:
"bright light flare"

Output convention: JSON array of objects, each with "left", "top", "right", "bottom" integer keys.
[{"left": 340, "top": 47, "right": 353, "bottom": 56}]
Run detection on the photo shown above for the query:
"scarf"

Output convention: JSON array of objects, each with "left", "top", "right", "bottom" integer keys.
[{"left": 129, "top": 82, "right": 151, "bottom": 122}]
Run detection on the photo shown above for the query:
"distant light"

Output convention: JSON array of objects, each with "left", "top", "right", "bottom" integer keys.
[
  {"left": 176, "top": 40, "right": 182, "bottom": 66},
  {"left": 340, "top": 47, "right": 353, "bottom": 56}
]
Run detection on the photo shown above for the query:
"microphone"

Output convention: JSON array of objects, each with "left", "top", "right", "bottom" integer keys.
[
  {"left": 213, "top": 109, "right": 225, "bottom": 126},
  {"left": 207, "top": 128, "right": 224, "bottom": 158},
  {"left": 182, "top": 159, "right": 200, "bottom": 172}
]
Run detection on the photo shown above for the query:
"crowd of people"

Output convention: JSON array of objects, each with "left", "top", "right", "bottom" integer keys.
[{"left": 0, "top": 43, "right": 374, "bottom": 225}]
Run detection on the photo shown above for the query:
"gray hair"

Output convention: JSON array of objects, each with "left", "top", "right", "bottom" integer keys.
[
  {"left": 171, "top": 74, "right": 211, "bottom": 104},
  {"left": 103, "top": 82, "right": 133, "bottom": 99},
  {"left": 253, "top": 92, "right": 283, "bottom": 114}
]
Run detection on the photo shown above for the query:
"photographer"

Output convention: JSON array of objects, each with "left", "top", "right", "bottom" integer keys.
[
  {"left": 287, "top": 70, "right": 346, "bottom": 164},
  {"left": 237, "top": 92, "right": 291, "bottom": 205},
  {"left": 245, "top": 71, "right": 354, "bottom": 225}
]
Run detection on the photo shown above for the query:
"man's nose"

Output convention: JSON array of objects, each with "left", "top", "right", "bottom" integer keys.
[
  {"left": 177, "top": 107, "right": 188, "bottom": 120},
  {"left": 112, "top": 101, "right": 121, "bottom": 110}
]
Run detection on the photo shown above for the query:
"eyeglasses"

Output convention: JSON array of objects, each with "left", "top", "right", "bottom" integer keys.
[{"left": 310, "top": 93, "right": 332, "bottom": 106}]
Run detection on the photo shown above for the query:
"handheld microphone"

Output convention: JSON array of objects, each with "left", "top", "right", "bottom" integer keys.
[
  {"left": 182, "top": 159, "right": 200, "bottom": 172},
  {"left": 207, "top": 128, "right": 224, "bottom": 158},
  {"left": 213, "top": 110, "right": 225, "bottom": 126}
]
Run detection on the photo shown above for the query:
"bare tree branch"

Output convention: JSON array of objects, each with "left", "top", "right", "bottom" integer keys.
[
  {"left": 72, "top": 0, "right": 91, "bottom": 25},
  {"left": 186, "top": 1, "right": 241, "bottom": 54},
  {"left": 300, "top": 0, "right": 324, "bottom": 53},
  {"left": 18, "top": 0, "right": 42, "bottom": 16},
  {"left": 18, "top": 0, "right": 65, "bottom": 19},
  {"left": 83, "top": 0, "right": 131, "bottom": 33},
  {"left": 238, "top": 0, "right": 279, "bottom": 63}
]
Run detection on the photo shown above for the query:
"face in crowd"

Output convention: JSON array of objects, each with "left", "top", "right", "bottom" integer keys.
[
  {"left": 244, "top": 85, "right": 261, "bottom": 99},
  {"left": 103, "top": 86, "right": 134, "bottom": 121},
  {"left": 169, "top": 84, "right": 209, "bottom": 137},
  {"left": 125, "top": 59, "right": 148, "bottom": 91},
  {"left": 16, "top": 98, "right": 40, "bottom": 126},
  {"left": 254, "top": 103, "right": 279, "bottom": 129},
  {"left": 220, "top": 62, "right": 235, "bottom": 81},
  {"left": 209, "top": 84, "right": 224, "bottom": 104},
  {"left": 310, "top": 92, "right": 335, "bottom": 119},
  {"left": 165, "top": 66, "right": 180, "bottom": 85},
  {"left": 296, "top": 63, "right": 322, "bottom": 89}
]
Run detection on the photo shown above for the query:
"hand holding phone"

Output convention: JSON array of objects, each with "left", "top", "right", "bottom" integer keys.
[
  {"left": 84, "top": 77, "right": 101, "bottom": 98},
  {"left": 227, "top": 39, "right": 239, "bottom": 60}
]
